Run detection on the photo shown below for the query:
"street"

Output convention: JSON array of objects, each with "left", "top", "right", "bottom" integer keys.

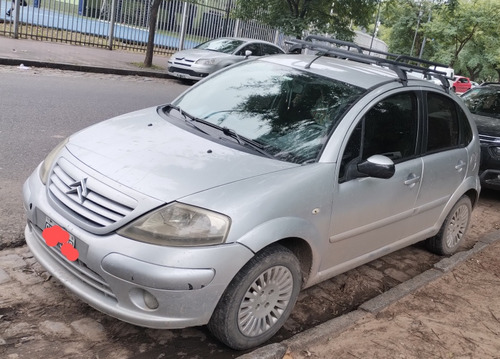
[
  {"left": 0, "top": 66, "right": 189, "bottom": 249},
  {"left": 1, "top": 66, "right": 499, "bottom": 358}
]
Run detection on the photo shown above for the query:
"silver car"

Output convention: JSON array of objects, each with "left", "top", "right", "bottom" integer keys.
[
  {"left": 167, "top": 37, "right": 284, "bottom": 81},
  {"left": 23, "top": 37, "right": 480, "bottom": 350}
]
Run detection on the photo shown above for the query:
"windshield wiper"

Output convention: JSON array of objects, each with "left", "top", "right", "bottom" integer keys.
[
  {"left": 220, "top": 127, "right": 276, "bottom": 159},
  {"left": 166, "top": 105, "right": 275, "bottom": 159},
  {"left": 165, "top": 104, "right": 209, "bottom": 135}
]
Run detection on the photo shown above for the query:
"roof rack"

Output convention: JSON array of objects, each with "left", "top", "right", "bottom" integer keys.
[{"left": 286, "top": 35, "right": 452, "bottom": 92}]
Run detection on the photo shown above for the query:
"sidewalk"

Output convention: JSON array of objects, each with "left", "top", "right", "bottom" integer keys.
[{"left": 0, "top": 36, "right": 170, "bottom": 78}]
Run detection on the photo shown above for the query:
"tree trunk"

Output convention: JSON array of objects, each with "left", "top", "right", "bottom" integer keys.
[{"left": 144, "top": 0, "right": 162, "bottom": 67}]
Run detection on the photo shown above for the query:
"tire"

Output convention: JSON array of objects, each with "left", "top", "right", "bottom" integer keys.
[
  {"left": 208, "top": 245, "right": 302, "bottom": 350},
  {"left": 426, "top": 196, "right": 472, "bottom": 255}
]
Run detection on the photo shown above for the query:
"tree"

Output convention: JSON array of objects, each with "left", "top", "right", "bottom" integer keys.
[
  {"left": 424, "top": 0, "right": 500, "bottom": 79},
  {"left": 144, "top": 0, "right": 162, "bottom": 67},
  {"left": 232, "top": 0, "right": 378, "bottom": 40},
  {"left": 381, "top": 0, "right": 500, "bottom": 81}
]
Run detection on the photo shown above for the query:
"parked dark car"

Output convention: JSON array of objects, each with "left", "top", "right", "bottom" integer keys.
[{"left": 462, "top": 84, "right": 500, "bottom": 189}]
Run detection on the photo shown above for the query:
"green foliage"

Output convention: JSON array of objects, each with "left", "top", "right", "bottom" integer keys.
[
  {"left": 232, "top": 0, "right": 378, "bottom": 39},
  {"left": 381, "top": 0, "right": 500, "bottom": 81}
]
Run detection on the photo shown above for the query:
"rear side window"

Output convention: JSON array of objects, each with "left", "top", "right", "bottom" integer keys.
[
  {"left": 426, "top": 93, "right": 460, "bottom": 152},
  {"left": 262, "top": 44, "right": 283, "bottom": 55}
]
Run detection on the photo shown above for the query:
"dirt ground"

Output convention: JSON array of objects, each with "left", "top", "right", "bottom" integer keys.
[{"left": 287, "top": 189, "right": 500, "bottom": 359}]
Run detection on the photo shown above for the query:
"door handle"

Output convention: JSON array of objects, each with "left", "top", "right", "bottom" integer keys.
[
  {"left": 404, "top": 173, "right": 421, "bottom": 187},
  {"left": 455, "top": 160, "right": 466, "bottom": 172}
]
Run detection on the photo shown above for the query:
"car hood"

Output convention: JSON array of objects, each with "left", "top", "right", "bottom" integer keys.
[
  {"left": 472, "top": 114, "right": 500, "bottom": 138},
  {"left": 171, "top": 49, "right": 231, "bottom": 61},
  {"left": 65, "top": 107, "right": 294, "bottom": 202}
]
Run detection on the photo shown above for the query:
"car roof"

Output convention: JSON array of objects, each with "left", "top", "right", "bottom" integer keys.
[
  {"left": 480, "top": 82, "right": 500, "bottom": 87},
  {"left": 260, "top": 54, "right": 442, "bottom": 90},
  {"left": 279, "top": 35, "right": 451, "bottom": 91},
  {"left": 216, "top": 37, "right": 278, "bottom": 45},
  {"left": 262, "top": 55, "right": 395, "bottom": 88}
]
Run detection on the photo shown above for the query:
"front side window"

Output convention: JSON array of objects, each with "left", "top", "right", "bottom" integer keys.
[
  {"left": 170, "top": 61, "right": 364, "bottom": 164},
  {"left": 339, "top": 92, "right": 418, "bottom": 181},
  {"left": 426, "top": 93, "right": 460, "bottom": 152},
  {"left": 238, "top": 43, "right": 262, "bottom": 56}
]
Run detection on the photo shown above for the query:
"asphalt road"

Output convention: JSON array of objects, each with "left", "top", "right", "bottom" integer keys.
[{"left": 0, "top": 65, "right": 189, "bottom": 248}]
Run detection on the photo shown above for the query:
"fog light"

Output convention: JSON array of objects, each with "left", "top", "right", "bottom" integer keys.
[
  {"left": 129, "top": 288, "right": 159, "bottom": 311},
  {"left": 143, "top": 291, "right": 159, "bottom": 310}
]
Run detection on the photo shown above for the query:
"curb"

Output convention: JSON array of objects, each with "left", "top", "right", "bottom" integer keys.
[
  {"left": 238, "top": 229, "right": 500, "bottom": 359},
  {"left": 0, "top": 58, "right": 171, "bottom": 79}
]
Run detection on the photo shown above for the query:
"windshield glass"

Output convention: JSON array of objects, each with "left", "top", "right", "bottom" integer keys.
[
  {"left": 462, "top": 87, "right": 500, "bottom": 119},
  {"left": 195, "top": 38, "right": 245, "bottom": 54},
  {"left": 171, "top": 60, "right": 364, "bottom": 164}
]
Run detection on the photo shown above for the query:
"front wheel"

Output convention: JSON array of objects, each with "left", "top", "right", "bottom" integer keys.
[
  {"left": 426, "top": 196, "right": 472, "bottom": 255},
  {"left": 208, "top": 245, "right": 302, "bottom": 350}
]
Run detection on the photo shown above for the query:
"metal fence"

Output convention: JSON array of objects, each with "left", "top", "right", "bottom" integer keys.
[{"left": 0, "top": 0, "right": 283, "bottom": 54}]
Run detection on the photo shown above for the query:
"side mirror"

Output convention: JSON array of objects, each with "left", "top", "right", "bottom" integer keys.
[
  {"left": 244, "top": 50, "right": 252, "bottom": 58},
  {"left": 357, "top": 155, "right": 395, "bottom": 179}
]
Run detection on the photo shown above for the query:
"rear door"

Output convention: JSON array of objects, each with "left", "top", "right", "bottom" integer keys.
[{"left": 413, "top": 91, "right": 471, "bottom": 226}]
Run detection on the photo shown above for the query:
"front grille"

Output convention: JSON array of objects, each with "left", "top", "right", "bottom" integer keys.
[
  {"left": 173, "top": 58, "right": 195, "bottom": 66},
  {"left": 479, "top": 134, "right": 500, "bottom": 144},
  {"left": 48, "top": 157, "right": 137, "bottom": 228}
]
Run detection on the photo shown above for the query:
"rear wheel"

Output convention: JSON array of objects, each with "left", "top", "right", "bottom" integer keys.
[
  {"left": 208, "top": 245, "right": 302, "bottom": 350},
  {"left": 426, "top": 196, "right": 472, "bottom": 255}
]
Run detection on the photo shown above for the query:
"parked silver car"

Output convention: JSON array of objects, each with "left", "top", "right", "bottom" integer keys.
[
  {"left": 23, "top": 36, "right": 480, "bottom": 350},
  {"left": 167, "top": 37, "right": 284, "bottom": 81}
]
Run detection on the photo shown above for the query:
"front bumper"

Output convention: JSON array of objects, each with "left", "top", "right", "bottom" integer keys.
[
  {"left": 167, "top": 65, "right": 210, "bottom": 81},
  {"left": 23, "top": 168, "right": 254, "bottom": 329},
  {"left": 479, "top": 169, "right": 500, "bottom": 190}
]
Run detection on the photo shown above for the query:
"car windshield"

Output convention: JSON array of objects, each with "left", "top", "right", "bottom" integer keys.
[
  {"left": 462, "top": 88, "right": 500, "bottom": 119},
  {"left": 170, "top": 60, "right": 364, "bottom": 164},
  {"left": 195, "top": 38, "right": 245, "bottom": 54}
]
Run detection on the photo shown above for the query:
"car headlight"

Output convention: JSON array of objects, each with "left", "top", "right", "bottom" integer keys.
[
  {"left": 39, "top": 138, "right": 69, "bottom": 184},
  {"left": 118, "top": 202, "right": 231, "bottom": 247},
  {"left": 195, "top": 58, "right": 217, "bottom": 65}
]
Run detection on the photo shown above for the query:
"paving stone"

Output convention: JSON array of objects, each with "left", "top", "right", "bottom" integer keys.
[
  {"left": 0, "top": 267, "right": 11, "bottom": 284},
  {"left": 356, "top": 265, "right": 386, "bottom": 282},
  {"left": 383, "top": 267, "right": 412, "bottom": 283},
  {"left": 70, "top": 318, "right": 107, "bottom": 342},
  {"left": 8, "top": 268, "right": 46, "bottom": 286},
  {"left": 4, "top": 322, "right": 35, "bottom": 339},
  {"left": 39, "top": 320, "right": 73, "bottom": 338},
  {"left": 1, "top": 254, "right": 27, "bottom": 271}
]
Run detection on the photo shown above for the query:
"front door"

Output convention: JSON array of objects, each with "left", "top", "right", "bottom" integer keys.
[{"left": 322, "top": 91, "right": 422, "bottom": 271}]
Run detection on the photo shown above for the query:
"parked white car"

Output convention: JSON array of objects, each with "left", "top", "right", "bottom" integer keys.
[{"left": 167, "top": 37, "right": 284, "bottom": 81}]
